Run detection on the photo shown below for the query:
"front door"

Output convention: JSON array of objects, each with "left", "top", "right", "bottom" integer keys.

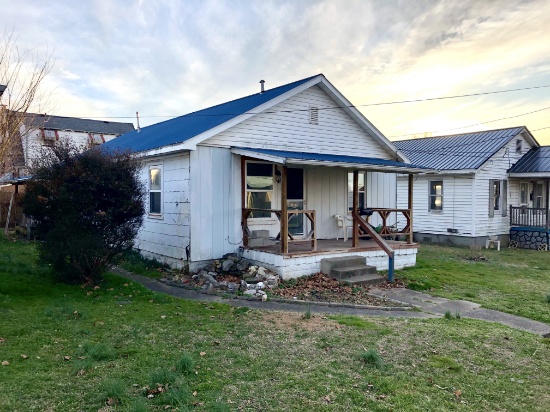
[{"left": 287, "top": 168, "right": 305, "bottom": 236}]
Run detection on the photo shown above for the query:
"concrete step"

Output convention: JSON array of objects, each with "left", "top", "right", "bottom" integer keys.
[
  {"left": 341, "top": 273, "right": 386, "bottom": 286},
  {"left": 330, "top": 265, "right": 378, "bottom": 280},
  {"left": 320, "top": 255, "right": 366, "bottom": 274}
]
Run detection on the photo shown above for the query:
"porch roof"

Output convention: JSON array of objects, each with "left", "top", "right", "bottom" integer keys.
[
  {"left": 231, "top": 147, "right": 430, "bottom": 173},
  {"left": 508, "top": 146, "right": 550, "bottom": 178}
]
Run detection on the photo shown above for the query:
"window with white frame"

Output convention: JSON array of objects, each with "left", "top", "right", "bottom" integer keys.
[
  {"left": 347, "top": 172, "right": 366, "bottom": 211},
  {"left": 534, "top": 182, "right": 544, "bottom": 209},
  {"left": 429, "top": 180, "right": 443, "bottom": 211},
  {"left": 520, "top": 182, "right": 529, "bottom": 205},
  {"left": 149, "top": 166, "right": 162, "bottom": 215},
  {"left": 492, "top": 180, "right": 501, "bottom": 211},
  {"left": 246, "top": 162, "right": 273, "bottom": 218}
]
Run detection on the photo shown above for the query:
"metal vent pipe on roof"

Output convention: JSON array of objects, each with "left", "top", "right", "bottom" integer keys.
[{"left": 259, "top": 80, "right": 265, "bottom": 93}]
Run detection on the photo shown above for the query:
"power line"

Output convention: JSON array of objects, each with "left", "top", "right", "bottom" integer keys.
[
  {"left": 388, "top": 105, "right": 550, "bottom": 139},
  {"left": 72, "top": 83, "right": 550, "bottom": 120}
]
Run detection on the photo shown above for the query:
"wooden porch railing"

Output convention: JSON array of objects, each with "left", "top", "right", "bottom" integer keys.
[
  {"left": 367, "top": 208, "right": 413, "bottom": 243},
  {"left": 242, "top": 208, "right": 317, "bottom": 254},
  {"left": 510, "top": 206, "right": 549, "bottom": 228}
]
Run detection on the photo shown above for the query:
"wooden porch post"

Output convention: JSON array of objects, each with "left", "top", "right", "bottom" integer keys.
[
  {"left": 408, "top": 174, "right": 414, "bottom": 244},
  {"left": 352, "top": 170, "right": 359, "bottom": 247},
  {"left": 281, "top": 165, "right": 289, "bottom": 254},
  {"left": 240, "top": 156, "right": 248, "bottom": 247}
]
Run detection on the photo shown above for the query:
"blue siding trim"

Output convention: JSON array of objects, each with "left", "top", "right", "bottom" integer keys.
[{"left": 510, "top": 226, "right": 550, "bottom": 233}]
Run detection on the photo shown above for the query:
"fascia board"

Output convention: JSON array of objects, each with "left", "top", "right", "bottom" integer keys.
[
  {"left": 230, "top": 148, "right": 286, "bottom": 164},
  {"left": 316, "top": 78, "right": 406, "bottom": 163},
  {"left": 286, "top": 159, "right": 429, "bottom": 174},
  {"left": 509, "top": 172, "right": 550, "bottom": 178}
]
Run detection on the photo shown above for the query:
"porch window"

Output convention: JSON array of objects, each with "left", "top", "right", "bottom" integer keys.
[
  {"left": 520, "top": 182, "right": 528, "bottom": 205},
  {"left": 347, "top": 172, "right": 366, "bottom": 211},
  {"left": 246, "top": 162, "right": 273, "bottom": 218},
  {"left": 149, "top": 166, "right": 162, "bottom": 215},
  {"left": 429, "top": 181, "right": 443, "bottom": 211}
]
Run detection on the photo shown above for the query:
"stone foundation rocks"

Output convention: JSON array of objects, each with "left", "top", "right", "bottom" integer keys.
[{"left": 510, "top": 228, "right": 549, "bottom": 250}]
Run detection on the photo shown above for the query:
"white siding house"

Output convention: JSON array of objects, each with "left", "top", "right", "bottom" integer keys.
[
  {"left": 103, "top": 74, "right": 428, "bottom": 278},
  {"left": 395, "top": 127, "right": 539, "bottom": 246}
]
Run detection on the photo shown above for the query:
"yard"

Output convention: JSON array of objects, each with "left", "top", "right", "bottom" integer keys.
[
  {"left": 1, "top": 237, "right": 549, "bottom": 411},
  {"left": 399, "top": 244, "right": 550, "bottom": 324}
]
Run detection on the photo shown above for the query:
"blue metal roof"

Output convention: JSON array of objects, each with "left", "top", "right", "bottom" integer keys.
[
  {"left": 509, "top": 146, "right": 550, "bottom": 174},
  {"left": 102, "top": 75, "right": 320, "bottom": 153},
  {"left": 235, "top": 147, "right": 429, "bottom": 171},
  {"left": 393, "top": 127, "right": 525, "bottom": 170}
]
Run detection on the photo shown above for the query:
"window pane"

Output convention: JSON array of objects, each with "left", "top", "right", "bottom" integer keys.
[
  {"left": 247, "top": 191, "right": 272, "bottom": 218},
  {"left": 287, "top": 168, "right": 303, "bottom": 200},
  {"left": 520, "top": 183, "right": 527, "bottom": 204},
  {"left": 150, "top": 192, "right": 161, "bottom": 214},
  {"left": 430, "top": 181, "right": 442, "bottom": 196},
  {"left": 150, "top": 168, "right": 161, "bottom": 190},
  {"left": 430, "top": 196, "right": 442, "bottom": 211},
  {"left": 246, "top": 163, "right": 273, "bottom": 190}
]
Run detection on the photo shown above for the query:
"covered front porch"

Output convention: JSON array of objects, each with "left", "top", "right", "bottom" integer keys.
[
  {"left": 508, "top": 147, "right": 550, "bottom": 250},
  {"left": 234, "top": 148, "right": 426, "bottom": 278}
]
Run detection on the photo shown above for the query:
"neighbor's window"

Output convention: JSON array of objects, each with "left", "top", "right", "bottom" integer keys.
[
  {"left": 429, "top": 180, "right": 443, "bottom": 211},
  {"left": 520, "top": 182, "right": 529, "bottom": 205},
  {"left": 246, "top": 162, "right": 273, "bottom": 218},
  {"left": 347, "top": 172, "right": 366, "bottom": 211},
  {"left": 516, "top": 139, "right": 522, "bottom": 154},
  {"left": 535, "top": 182, "right": 544, "bottom": 209},
  {"left": 89, "top": 133, "right": 105, "bottom": 145},
  {"left": 493, "top": 180, "right": 501, "bottom": 211},
  {"left": 149, "top": 166, "right": 162, "bottom": 215},
  {"left": 41, "top": 129, "right": 58, "bottom": 146}
]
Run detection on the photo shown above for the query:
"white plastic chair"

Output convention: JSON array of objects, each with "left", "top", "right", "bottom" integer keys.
[{"left": 334, "top": 214, "right": 353, "bottom": 241}]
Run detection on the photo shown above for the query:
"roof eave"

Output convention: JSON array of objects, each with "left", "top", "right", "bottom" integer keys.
[{"left": 509, "top": 172, "right": 550, "bottom": 178}]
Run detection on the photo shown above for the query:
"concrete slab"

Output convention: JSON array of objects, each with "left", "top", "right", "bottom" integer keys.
[{"left": 463, "top": 308, "right": 550, "bottom": 336}]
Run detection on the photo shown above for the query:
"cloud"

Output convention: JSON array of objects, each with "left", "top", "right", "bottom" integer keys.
[{"left": 2, "top": 0, "right": 550, "bottom": 143}]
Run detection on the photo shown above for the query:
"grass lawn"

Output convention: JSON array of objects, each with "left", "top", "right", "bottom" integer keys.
[
  {"left": 1, "top": 237, "right": 550, "bottom": 411},
  {"left": 399, "top": 243, "right": 550, "bottom": 324}
]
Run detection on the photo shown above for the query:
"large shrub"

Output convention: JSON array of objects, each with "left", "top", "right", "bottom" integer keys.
[{"left": 22, "top": 144, "right": 145, "bottom": 283}]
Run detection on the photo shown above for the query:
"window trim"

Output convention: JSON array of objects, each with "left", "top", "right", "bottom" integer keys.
[
  {"left": 245, "top": 161, "right": 275, "bottom": 220},
  {"left": 148, "top": 165, "right": 163, "bottom": 218},
  {"left": 429, "top": 180, "right": 443, "bottom": 212}
]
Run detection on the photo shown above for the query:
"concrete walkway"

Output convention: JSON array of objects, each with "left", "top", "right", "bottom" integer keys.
[
  {"left": 369, "top": 287, "right": 550, "bottom": 337},
  {"left": 112, "top": 268, "right": 550, "bottom": 337}
]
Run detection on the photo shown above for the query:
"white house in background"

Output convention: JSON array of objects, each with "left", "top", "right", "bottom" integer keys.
[
  {"left": 102, "top": 74, "right": 428, "bottom": 278},
  {"left": 12, "top": 113, "right": 134, "bottom": 174},
  {"left": 394, "top": 127, "right": 539, "bottom": 247}
]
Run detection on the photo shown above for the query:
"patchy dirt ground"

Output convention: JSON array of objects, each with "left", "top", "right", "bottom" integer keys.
[{"left": 268, "top": 273, "right": 407, "bottom": 306}]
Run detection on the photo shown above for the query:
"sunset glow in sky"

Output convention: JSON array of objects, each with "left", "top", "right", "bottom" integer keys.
[{"left": 3, "top": 0, "right": 550, "bottom": 144}]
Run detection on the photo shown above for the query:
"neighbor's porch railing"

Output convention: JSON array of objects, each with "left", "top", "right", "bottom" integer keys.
[
  {"left": 510, "top": 206, "right": 548, "bottom": 228},
  {"left": 242, "top": 208, "right": 317, "bottom": 254}
]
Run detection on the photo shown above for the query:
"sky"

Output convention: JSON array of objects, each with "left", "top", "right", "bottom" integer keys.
[{"left": 2, "top": 0, "right": 550, "bottom": 144}]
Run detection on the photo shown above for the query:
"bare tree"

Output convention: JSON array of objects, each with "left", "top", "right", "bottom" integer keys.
[{"left": 0, "top": 30, "right": 53, "bottom": 177}]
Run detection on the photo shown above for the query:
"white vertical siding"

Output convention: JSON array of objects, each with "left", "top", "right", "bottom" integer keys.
[
  {"left": 397, "top": 175, "right": 475, "bottom": 236},
  {"left": 202, "top": 86, "right": 395, "bottom": 159},
  {"left": 474, "top": 135, "right": 534, "bottom": 236},
  {"left": 189, "top": 146, "right": 241, "bottom": 261},
  {"left": 136, "top": 153, "right": 190, "bottom": 263}
]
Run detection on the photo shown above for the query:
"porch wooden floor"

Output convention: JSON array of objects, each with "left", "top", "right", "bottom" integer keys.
[{"left": 245, "top": 238, "right": 419, "bottom": 257}]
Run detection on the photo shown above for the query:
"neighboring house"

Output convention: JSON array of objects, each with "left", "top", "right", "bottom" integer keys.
[
  {"left": 15, "top": 113, "right": 135, "bottom": 174},
  {"left": 394, "top": 127, "right": 539, "bottom": 247},
  {"left": 507, "top": 146, "right": 550, "bottom": 250},
  {"left": 103, "top": 74, "right": 429, "bottom": 278}
]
